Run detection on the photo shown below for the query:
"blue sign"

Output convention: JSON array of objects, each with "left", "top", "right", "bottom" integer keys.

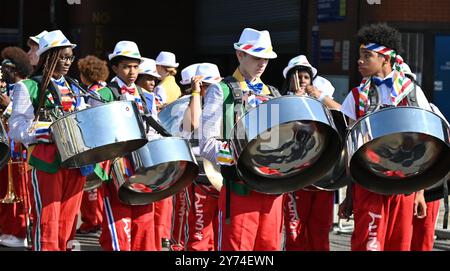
[
  {"left": 317, "top": 0, "right": 346, "bottom": 22},
  {"left": 433, "top": 35, "right": 450, "bottom": 120}
]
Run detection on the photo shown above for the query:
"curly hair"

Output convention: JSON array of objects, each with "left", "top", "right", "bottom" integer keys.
[
  {"left": 1, "top": 46, "right": 33, "bottom": 77},
  {"left": 357, "top": 23, "right": 402, "bottom": 53},
  {"left": 77, "top": 55, "right": 109, "bottom": 83}
]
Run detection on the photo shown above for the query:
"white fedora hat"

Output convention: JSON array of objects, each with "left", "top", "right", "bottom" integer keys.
[
  {"left": 155, "top": 51, "right": 179, "bottom": 68},
  {"left": 400, "top": 62, "right": 417, "bottom": 81},
  {"left": 139, "top": 57, "right": 161, "bottom": 78},
  {"left": 283, "top": 55, "right": 317, "bottom": 79},
  {"left": 233, "top": 28, "right": 277, "bottom": 59},
  {"left": 180, "top": 63, "right": 201, "bottom": 85},
  {"left": 108, "top": 41, "right": 142, "bottom": 62},
  {"left": 195, "top": 63, "right": 222, "bottom": 84},
  {"left": 36, "top": 30, "right": 77, "bottom": 56},
  {"left": 29, "top": 30, "right": 48, "bottom": 45}
]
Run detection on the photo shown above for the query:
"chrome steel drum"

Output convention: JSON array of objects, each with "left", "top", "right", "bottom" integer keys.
[
  {"left": 313, "top": 110, "right": 352, "bottom": 191},
  {"left": 50, "top": 101, "right": 147, "bottom": 168},
  {"left": 158, "top": 95, "right": 191, "bottom": 137},
  {"left": 83, "top": 173, "right": 103, "bottom": 191},
  {"left": 347, "top": 106, "right": 450, "bottom": 195},
  {"left": 113, "top": 137, "right": 198, "bottom": 205},
  {"left": 0, "top": 121, "right": 10, "bottom": 170},
  {"left": 231, "top": 96, "right": 342, "bottom": 194}
]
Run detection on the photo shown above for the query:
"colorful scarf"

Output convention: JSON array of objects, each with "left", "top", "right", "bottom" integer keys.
[{"left": 356, "top": 43, "right": 415, "bottom": 116}]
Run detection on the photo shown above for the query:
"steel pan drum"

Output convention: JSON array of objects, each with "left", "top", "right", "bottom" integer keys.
[
  {"left": 50, "top": 101, "right": 147, "bottom": 168},
  {"left": 313, "top": 110, "right": 352, "bottom": 191},
  {"left": 0, "top": 121, "right": 10, "bottom": 170},
  {"left": 113, "top": 137, "right": 198, "bottom": 205},
  {"left": 231, "top": 96, "right": 342, "bottom": 194},
  {"left": 158, "top": 96, "right": 222, "bottom": 190},
  {"left": 158, "top": 95, "right": 191, "bottom": 137},
  {"left": 347, "top": 106, "right": 450, "bottom": 195}
]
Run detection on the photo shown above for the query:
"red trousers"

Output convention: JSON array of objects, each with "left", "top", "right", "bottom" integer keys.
[
  {"left": 154, "top": 196, "right": 173, "bottom": 250},
  {"left": 0, "top": 161, "right": 28, "bottom": 238},
  {"left": 187, "top": 184, "right": 219, "bottom": 251},
  {"left": 411, "top": 200, "right": 440, "bottom": 251},
  {"left": 283, "top": 189, "right": 334, "bottom": 251},
  {"left": 218, "top": 187, "right": 283, "bottom": 251},
  {"left": 29, "top": 168, "right": 85, "bottom": 251},
  {"left": 170, "top": 189, "right": 189, "bottom": 250},
  {"left": 99, "top": 182, "right": 156, "bottom": 251},
  {"left": 79, "top": 186, "right": 103, "bottom": 232},
  {"left": 351, "top": 184, "right": 415, "bottom": 251}
]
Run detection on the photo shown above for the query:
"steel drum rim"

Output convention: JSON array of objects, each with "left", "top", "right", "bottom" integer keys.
[{"left": 230, "top": 96, "right": 337, "bottom": 143}]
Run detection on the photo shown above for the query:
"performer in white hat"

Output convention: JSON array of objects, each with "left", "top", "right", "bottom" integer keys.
[
  {"left": 200, "top": 28, "right": 283, "bottom": 251},
  {"left": 93, "top": 41, "right": 158, "bottom": 251},
  {"left": 181, "top": 63, "right": 222, "bottom": 251},
  {"left": 281, "top": 54, "right": 340, "bottom": 109},
  {"left": 136, "top": 57, "right": 161, "bottom": 121},
  {"left": 179, "top": 63, "right": 201, "bottom": 95},
  {"left": 280, "top": 54, "right": 336, "bottom": 251},
  {"left": 7, "top": 30, "right": 91, "bottom": 251},
  {"left": 154, "top": 51, "right": 181, "bottom": 106}
]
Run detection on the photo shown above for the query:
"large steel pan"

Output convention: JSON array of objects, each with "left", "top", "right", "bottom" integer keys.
[
  {"left": 158, "top": 95, "right": 222, "bottom": 190},
  {"left": 313, "top": 110, "right": 352, "bottom": 191},
  {"left": 347, "top": 106, "right": 450, "bottom": 195},
  {"left": 230, "top": 96, "right": 343, "bottom": 194},
  {"left": 50, "top": 101, "right": 147, "bottom": 168},
  {"left": 158, "top": 94, "right": 191, "bottom": 137},
  {"left": 113, "top": 137, "right": 198, "bottom": 205},
  {"left": 0, "top": 121, "right": 10, "bottom": 170}
]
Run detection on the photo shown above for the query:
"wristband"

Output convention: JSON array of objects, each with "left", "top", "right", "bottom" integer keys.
[
  {"left": 317, "top": 92, "right": 326, "bottom": 101},
  {"left": 191, "top": 92, "right": 200, "bottom": 97}
]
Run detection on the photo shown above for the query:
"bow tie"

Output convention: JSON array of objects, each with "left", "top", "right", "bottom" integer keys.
[
  {"left": 372, "top": 77, "right": 393, "bottom": 88},
  {"left": 120, "top": 85, "right": 136, "bottom": 95},
  {"left": 245, "top": 79, "right": 263, "bottom": 94}
]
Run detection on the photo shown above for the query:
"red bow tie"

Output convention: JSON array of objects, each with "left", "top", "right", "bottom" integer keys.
[{"left": 120, "top": 86, "right": 136, "bottom": 95}]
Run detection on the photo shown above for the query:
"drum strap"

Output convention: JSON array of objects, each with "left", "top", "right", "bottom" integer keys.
[{"left": 366, "top": 81, "right": 380, "bottom": 114}]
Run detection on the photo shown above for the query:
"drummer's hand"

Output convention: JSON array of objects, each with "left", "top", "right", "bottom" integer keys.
[
  {"left": 338, "top": 196, "right": 353, "bottom": 221},
  {"left": 217, "top": 142, "right": 234, "bottom": 166},
  {"left": 30, "top": 121, "right": 53, "bottom": 143},
  {"left": 414, "top": 190, "right": 427, "bottom": 219},
  {"left": 305, "top": 85, "right": 323, "bottom": 100},
  {"left": 0, "top": 93, "right": 10, "bottom": 107},
  {"left": 190, "top": 75, "right": 203, "bottom": 95}
]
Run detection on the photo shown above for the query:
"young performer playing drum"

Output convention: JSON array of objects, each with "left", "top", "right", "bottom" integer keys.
[
  {"left": 280, "top": 55, "right": 336, "bottom": 251},
  {"left": 200, "top": 28, "right": 283, "bottom": 251},
  {"left": 94, "top": 41, "right": 157, "bottom": 251},
  {"left": 184, "top": 63, "right": 222, "bottom": 251},
  {"left": 338, "top": 23, "right": 431, "bottom": 251},
  {"left": 8, "top": 30, "right": 90, "bottom": 251}
]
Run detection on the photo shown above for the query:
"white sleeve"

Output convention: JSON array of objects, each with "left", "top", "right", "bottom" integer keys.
[
  {"left": 414, "top": 85, "right": 432, "bottom": 111},
  {"left": 7, "top": 81, "right": 37, "bottom": 147},
  {"left": 340, "top": 91, "right": 357, "bottom": 121},
  {"left": 200, "top": 83, "right": 225, "bottom": 164}
]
